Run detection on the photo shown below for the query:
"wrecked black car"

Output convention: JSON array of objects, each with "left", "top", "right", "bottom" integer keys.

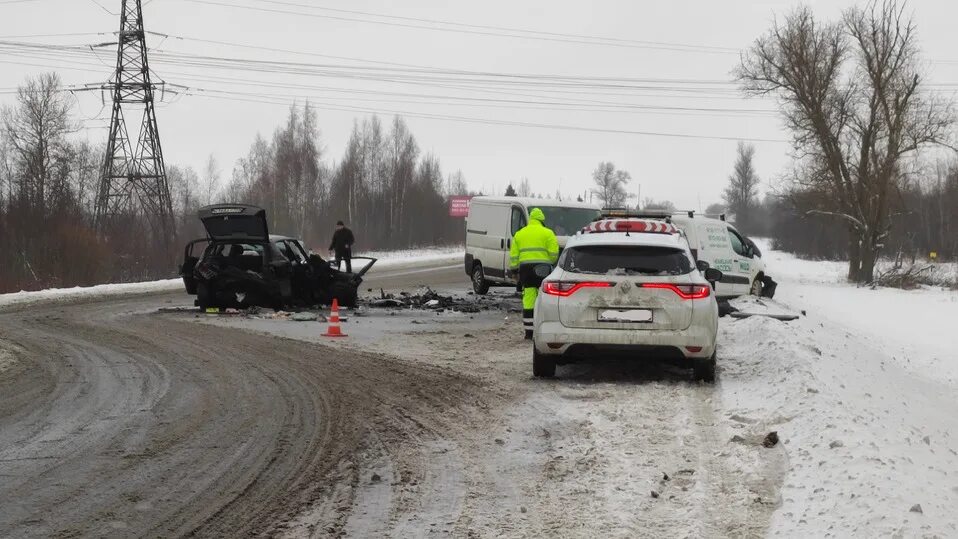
[{"left": 180, "top": 204, "right": 375, "bottom": 310}]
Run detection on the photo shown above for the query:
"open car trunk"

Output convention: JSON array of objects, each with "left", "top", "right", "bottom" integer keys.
[{"left": 198, "top": 204, "right": 269, "bottom": 242}]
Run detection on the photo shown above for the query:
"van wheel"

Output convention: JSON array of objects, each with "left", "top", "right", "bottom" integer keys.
[
  {"left": 472, "top": 263, "right": 490, "bottom": 295},
  {"left": 533, "top": 348, "right": 556, "bottom": 378},
  {"left": 693, "top": 352, "right": 716, "bottom": 383},
  {"left": 750, "top": 278, "right": 763, "bottom": 296}
]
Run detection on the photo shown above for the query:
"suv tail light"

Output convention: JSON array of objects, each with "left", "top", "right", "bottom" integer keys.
[
  {"left": 641, "top": 283, "right": 710, "bottom": 300},
  {"left": 542, "top": 281, "right": 613, "bottom": 297}
]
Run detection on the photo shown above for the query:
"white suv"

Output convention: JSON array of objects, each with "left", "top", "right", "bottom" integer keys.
[{"left": 532, "top": 218, "right": 722, "bottom": 381}]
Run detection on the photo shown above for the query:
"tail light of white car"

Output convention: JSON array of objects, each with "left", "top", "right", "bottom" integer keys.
[
  {"left": 640, "top": 283, "right": 711, "bottom": 300},
  {"left": 542, "top": 281, "right": 612, "bottom": 297},
  {"left": 543, "top": 281, "right": 709, "bottom": 300}
]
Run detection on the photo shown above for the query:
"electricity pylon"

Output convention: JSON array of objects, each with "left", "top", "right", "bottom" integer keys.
[{"left": 94, "top": 0, "right": 174, "bottom": 248}]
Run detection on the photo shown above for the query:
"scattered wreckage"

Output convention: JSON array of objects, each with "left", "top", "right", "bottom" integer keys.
[
  {"left": 366, "top": 287, "right": 519, "bottom": 314},
  {"left": 180, "top": 204, "right": 375, "bottom": 310}
]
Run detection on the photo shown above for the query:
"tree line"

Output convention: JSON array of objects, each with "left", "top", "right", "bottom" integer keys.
[
  {"left": 212, "top": 107, "right": 465, "bottom": 252},
  {"left": 717, "top": 141, "right": 958, "bottom": 275},
  {"left": 0, "top": 73, "right": 466, "bottom": 293}
]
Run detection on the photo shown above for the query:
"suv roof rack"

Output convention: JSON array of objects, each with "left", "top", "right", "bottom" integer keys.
[
  {"left": 583, "top": 218, "right": 679, "bottom": 235},
  {"left": 598, "top": 208, "right": 673, "bottom": 223},
  {"left": 599, "top": 208, "right": 727, "bottom": 222}
]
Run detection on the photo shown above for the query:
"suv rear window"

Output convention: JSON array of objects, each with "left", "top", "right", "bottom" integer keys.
[{"left": 560, "top": 245, "right": 693, "bottom": 276}]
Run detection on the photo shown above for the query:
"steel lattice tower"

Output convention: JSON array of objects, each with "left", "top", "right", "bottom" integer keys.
[{"left": 95, "top": 0, "right": 173, "bottom": 245}]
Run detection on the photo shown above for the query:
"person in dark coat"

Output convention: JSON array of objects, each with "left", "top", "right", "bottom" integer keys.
[{"left": 329, "top": 220, "right": 355, "bottom": 273}]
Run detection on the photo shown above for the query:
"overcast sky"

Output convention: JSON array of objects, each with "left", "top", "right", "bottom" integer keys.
[{"left": 2, "top": 0, "right": 957, "bottom": 210}]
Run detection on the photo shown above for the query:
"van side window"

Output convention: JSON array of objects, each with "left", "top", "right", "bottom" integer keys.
[
  {"left": 727, "top": 228, "right": 748, "bottom": 257},
  {"left": 510, "top": 207, "right": 526, "bottom": 236}
]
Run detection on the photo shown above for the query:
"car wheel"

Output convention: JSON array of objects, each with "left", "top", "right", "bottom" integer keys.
[
  {"left": 472, "top": 263, "right": 490, "bottom": 295},
  {"left": 330, "top": 282, "right": 358, "bottom": 308},
  {"left": 693, "top": 352, "right": 716, "bottom": 383},
  {"left": 533, "top": 347, "right": 556, "bottom": 378},
  {"left": 196, "top": 282, "right": 215, "bottom": 310},
  {"left": 750, "top": 278, "right": 763, "bottom": 296}
]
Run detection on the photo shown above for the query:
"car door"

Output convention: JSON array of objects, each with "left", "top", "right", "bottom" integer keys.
[
  {"left": 696, "top": 222, "right": 736, "bottom": 297},
  {"left": 726, "top": 227, "right": 753, "bottom": 295},
  {"left": 504, "top": 205, "right": 527, "bottom": 282},
  {"left": 279, "top": 240, "right": 312, "bottom": 300},
  {"left": 181, "top": 239, "right": 210, "bottom": 294}
]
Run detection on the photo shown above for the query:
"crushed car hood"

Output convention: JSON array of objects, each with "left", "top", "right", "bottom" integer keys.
[{"left": 198, "top": 204, "right": 269, "bottom": 242}]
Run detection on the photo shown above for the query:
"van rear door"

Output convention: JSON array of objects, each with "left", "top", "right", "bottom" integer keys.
[
  {"left": 503, "top": 205, "right": 527, "bottom": 282},
  {"left": 467, "top": 201, "right": 509, "bottom": 282}
]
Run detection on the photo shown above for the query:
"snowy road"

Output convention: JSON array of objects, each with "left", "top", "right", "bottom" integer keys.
[{"left": 1, "top": 250, "right": 956, "bottom": 537}]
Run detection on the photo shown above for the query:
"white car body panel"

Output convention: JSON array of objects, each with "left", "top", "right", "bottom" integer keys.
[
  {"left": 670, "top": 215, "right": 767, "bottom": 298},
  {"left": 533, "top": 229, "right": 719, "bottom": 360}
]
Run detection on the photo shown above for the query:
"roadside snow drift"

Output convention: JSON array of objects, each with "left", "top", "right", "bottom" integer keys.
[{"left": 719, "top": 243, "right": 958, "bottom": 537}]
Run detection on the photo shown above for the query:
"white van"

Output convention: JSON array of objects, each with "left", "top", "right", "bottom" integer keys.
[
  {"left": 464, "top": 197, "right": 601, "bottom": 294},
  {"left": 600, "top": 210, "right": 776, "bottom": 299}
]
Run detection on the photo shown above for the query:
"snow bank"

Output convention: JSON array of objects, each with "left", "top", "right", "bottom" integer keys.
[
  {"left": 0, "top": 279, "right": 182, "bottom": 309},
  {"left": 726, "top": 241, "right": 958, "bottom": 536},
  {"left": 720, "top": 305, "right": 958, "bottom": 537},
  {"left": 357, "top": 246, "right": 462, "bottom": 270},
  {"left": 756, "top": 238, "right": 958, "bottom": 387}
]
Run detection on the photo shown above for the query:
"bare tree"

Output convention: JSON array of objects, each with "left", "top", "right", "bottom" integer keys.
[
  {"left": 705, "top": 202, "right": 727, "bottom": 217},
  {"left": 724, "top": 142, "right": 760, "bottom": 233},
  {"left": 642, "top": 198, "right": 676, "bottom": 212},
  {"left": 1, "top": 73, "right": 74, "bottom": 215},
  {"left": 591, "top": 162, "right": 631, "bottom": 208},
  {"left": 737, "top": 0, "right": 953, "bottom": 282},
  {"left": 201, "top": 154, "right": 220, "bottom": 206},
  {"left": 517, "top": 177, "right": 532, "bottom": 198},
  {"left": 446, "top": 170, "right": 469, "bottom": 195}
]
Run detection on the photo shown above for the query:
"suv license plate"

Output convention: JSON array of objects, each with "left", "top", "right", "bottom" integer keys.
[{"left": 599, "top": 309, "right": 653, "bottom": 323}]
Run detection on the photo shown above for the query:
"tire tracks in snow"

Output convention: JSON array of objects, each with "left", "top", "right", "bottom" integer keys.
[
  {"left": 321, "top": 322, "right": 785, "bottom": 537},
  {"left": 0, "top": 293, "right": 484, "bottom": 538}
]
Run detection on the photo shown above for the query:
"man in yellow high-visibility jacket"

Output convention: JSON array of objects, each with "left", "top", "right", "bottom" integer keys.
[{"left": 509, "top": 207, "right": 559, "bottom": 339}]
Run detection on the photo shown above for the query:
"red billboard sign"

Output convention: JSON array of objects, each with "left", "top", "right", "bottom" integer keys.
[{"left": 448, "top": 195, "right": 473, "bottom": 217}]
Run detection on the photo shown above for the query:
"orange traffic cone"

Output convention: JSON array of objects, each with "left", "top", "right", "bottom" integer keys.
[{"left": 323, "top": 298, "right": 347, "bottom": 337}]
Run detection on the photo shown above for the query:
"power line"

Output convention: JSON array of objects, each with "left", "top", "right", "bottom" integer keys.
[
  {"left": 0, "top": 32, "right": 111, "bottom": 39},
  {"left": 184, "top": 0, "right": 742, "bottom": 54},
  {"left": 233, "top": 0, "right": 740, "bottom": 53},
  {"left": 177, "top": 86, "right": 788, "bottom": 143}
]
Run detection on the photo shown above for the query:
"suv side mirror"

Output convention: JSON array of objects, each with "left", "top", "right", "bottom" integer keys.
[
  {"left": 704, "top": 268, "right": 723, "bottom": 283},
  {"left": 695, "top": 260, "right": 710, "bottom": 273}
]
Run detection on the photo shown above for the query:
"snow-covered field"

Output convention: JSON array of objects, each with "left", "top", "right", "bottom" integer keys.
[
  {"left": 356, "top": 245, "right": 462, "bottom": 269},
  {"left": 723, "top": 241, "right": 958, "bottom": 537},
  {"left": 759, "top": 240, "right": 958, "bottom": 387}
]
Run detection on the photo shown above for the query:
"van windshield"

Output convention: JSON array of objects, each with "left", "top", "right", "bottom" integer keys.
[{"left": 535, "top": 206, "right": 602, "bottom": 236}]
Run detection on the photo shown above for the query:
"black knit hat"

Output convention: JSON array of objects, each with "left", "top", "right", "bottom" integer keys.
[{"left": 336, "top": 220, "right": 344, "bottom": 226}]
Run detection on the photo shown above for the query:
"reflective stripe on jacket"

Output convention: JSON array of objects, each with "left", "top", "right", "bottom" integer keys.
[{"left": 509, "top": 219, "right": 559, "bottom": 270}]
